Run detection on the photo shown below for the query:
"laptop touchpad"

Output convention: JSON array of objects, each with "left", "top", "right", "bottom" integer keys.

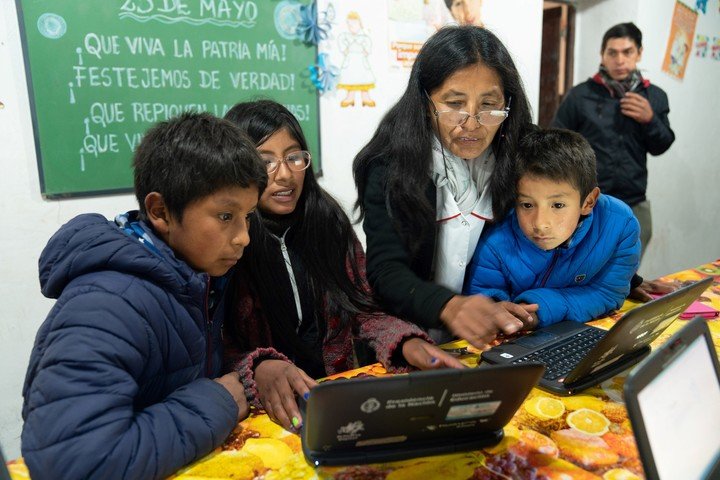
[{"left": 514, "top": 330, "right": 560, "bottom": 348}]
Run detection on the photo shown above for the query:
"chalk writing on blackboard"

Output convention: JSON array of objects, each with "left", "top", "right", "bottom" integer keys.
[{"left": 17, "top": 0, "right": 319, "bottom": 197}]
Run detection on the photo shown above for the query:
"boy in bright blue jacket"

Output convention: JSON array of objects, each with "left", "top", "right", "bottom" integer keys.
[
  {"left": 21, "top": 113, "right": 267, "bottom": 480},
  {"left": 464, "top": 128, "right": 640, "bottom": 329}
]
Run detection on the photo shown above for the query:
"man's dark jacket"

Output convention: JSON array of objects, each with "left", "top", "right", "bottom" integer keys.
[{"left": 552, "top": 77, "right": 675, "bottom": 206}]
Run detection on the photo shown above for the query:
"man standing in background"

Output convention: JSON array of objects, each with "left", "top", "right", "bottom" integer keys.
[{"left": 553, "top": 22, "right": 675, "bottom": 261}]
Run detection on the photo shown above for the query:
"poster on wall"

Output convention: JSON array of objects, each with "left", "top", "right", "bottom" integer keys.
[
  {"left": 386, "top": 0, "right": 484, "bottom": 69},
  {"left": 387, "top": 0, "right": 449, "bottom": 69},
  {"left": 695, "top": 33, "right": 709, "bottom": 56},
  {"left": 712, "top": 36, "right": 720, "bottom": 59},
  {"left": 661, "top": 1, "right": 698, "bottom": 79}
]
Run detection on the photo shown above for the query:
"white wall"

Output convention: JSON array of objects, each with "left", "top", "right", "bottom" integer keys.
[
  {"left": 0, "top": 0, "right": 542, "bottom": 459},
  {"left": 573, "top": 0, "right": 720, "bottom": 280}
]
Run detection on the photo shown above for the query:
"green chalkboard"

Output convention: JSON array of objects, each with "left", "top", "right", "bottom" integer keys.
[{"left": 16, "top": 0, "right": 320, "bottom": 198}]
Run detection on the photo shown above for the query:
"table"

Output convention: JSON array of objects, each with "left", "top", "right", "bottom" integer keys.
[{"left": 7, "top": 260, "right": 720, "bottom": 480}]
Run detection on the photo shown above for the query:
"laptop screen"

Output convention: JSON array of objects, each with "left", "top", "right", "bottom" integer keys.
[{"left": 635, "top": 334, "right": 720, "bottom": 480}]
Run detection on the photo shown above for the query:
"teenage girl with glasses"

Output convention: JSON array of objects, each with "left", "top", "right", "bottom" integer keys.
[{"left": 222, "top": 100, "right": 463, "bottom": 432}]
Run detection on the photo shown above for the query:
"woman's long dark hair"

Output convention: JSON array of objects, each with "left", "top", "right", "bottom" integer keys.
[
  {"left": 225, "top": 100, "right": 376, "bottom": 363},
  {"left": 353, "top": 25, "right": 533, "bottom": 255}
]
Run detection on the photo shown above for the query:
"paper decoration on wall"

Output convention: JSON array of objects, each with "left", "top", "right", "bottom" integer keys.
[
  {"left": 309, "top": 52, "right": 339, "bottom": 93},
  {"left": 387, "top": 0, "right": 454, "bottom": 69},
  {"left": 297, "top": 1, "right": 333, "bottom": 45},
  {"left": 337, "top": 11, "right": 377, "bottom": 107},
  {"left": 662, "top": 1, "right": 698, "bottom": 79},
  {"left": 695, "top": 34, "right": 709, "bottom": 56},
  {"left": 696, "top": 0, "right": 708, "bottom": 13},
  {"left": 712, "top": 37, "right": 720, "bottom": 60}
]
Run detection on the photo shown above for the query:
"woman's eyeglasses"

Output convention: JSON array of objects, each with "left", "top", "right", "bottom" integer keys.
[
  {"left": 433, "top": 107, "right": 510, "bottom": 127},
  {"left": 261, "top": 151, "right": 312, "bottom": 174}
]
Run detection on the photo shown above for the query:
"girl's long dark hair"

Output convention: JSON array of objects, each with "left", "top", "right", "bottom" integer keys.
[
  {"left": 353, "top": 25, "right": 533, "bottom": 255},
  {"left": 225, "top": 100, "right": 376, "bottom": 363}
]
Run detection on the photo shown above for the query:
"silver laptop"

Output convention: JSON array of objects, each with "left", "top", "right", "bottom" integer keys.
[{"left": 624, "top": 316, "right": 720, "bottom": 480}]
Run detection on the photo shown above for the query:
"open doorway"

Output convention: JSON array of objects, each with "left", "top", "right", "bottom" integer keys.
[{"left": 538, "top": 2, "right": 575, "bottom": 127}]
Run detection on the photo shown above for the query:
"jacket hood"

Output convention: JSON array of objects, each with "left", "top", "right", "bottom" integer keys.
[{"left": 39, "top": 213, "right": 205, "bottom": 300}]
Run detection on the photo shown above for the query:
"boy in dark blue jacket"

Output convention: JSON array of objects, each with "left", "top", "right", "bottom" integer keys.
[
  {"left": 21, "top": 113, "right": 267, "bottom": 480},
  {"left": 464, "top": 128, "right": 640, "bottom": 329}
]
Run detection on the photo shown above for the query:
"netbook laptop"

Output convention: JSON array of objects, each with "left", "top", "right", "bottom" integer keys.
[
  {"left": 481, "top": 277, "right": 712, "bottom": 395},
  {"left": 298, "top": 363, "right": 544, "bottom": 466},
  {"left": 624, "top": 317, "right": 720, "bottom": 480}
]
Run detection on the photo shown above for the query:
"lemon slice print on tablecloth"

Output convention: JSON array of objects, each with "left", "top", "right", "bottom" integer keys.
[
  {"left": 566, "top": 408, "right": 611, "bottom": 436},
  {"left": 524, "top": 396, "right": 565, "bottom": 419},
  {"left": 603, "top": 467, "right": 642, "bottom": 480}
]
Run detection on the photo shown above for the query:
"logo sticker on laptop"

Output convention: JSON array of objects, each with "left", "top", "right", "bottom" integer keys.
[
  {"left": 360, "top": 397, "right": 381, "bottom": 413},
  {"left": 446, "top": 400, "right": 501, "bottom": 421},
  {"left": 337, "top": 420, "right": 365, "bottom": 441}
]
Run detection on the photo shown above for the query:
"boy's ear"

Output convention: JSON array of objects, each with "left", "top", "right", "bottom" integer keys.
[
  {"left": 144, "top": 192, "right": 171, "bottom": 236},
  {"left": 581, "top": 187, "right": 601, "bottom": 215}
]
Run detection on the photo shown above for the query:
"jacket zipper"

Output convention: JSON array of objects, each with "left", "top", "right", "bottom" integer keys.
[
  {"left": 276, "top": 230, "right": 303, "bottom": 332},
  {"left": 204, "top": 279, "right": 212, "bottom": 377},
  {"left": 540, "top": 250, "right": 560, "bottom": 287}
]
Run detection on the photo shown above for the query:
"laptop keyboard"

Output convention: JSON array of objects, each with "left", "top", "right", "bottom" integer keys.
[{"left": 511, "top": 328, "right": 607, "bottom": 380}]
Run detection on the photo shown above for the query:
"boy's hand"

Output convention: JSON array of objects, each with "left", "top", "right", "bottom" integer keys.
[
  {"left": 214, "top": 371, "right": 249, "bottom": 421},
  {"left": 629, "top": 279, "right": 679, "bottom": 302},
  {"left": 254, "top": 359, "right": 317, "bottom": 431},
  {"left": 440, "top": 295, "right": 524, "bottom": 349},
  {"left": 499, "top": 301, "right": 538, "bottom": 330},
  {"left": 401, "top": 337, "right": 466, "bottom": 370}
]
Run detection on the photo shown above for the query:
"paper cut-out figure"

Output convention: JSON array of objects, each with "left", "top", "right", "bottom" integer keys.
[{"left": 337, "top": 12, "right": 376, "bottom": 108}]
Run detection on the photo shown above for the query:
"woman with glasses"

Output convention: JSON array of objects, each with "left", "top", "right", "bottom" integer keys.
[
  {"left": 353, "top": 25, "right": 537, "bottom": 349},
  {"left": 222, "top": 100, "right": 463, "bottom": 432}
]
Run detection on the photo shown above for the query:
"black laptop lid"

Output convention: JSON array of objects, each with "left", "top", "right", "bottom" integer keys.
[
  {"left": 300, "top": 363, "right": 544, "bottom": 466},
  {"left": 624, "top": 317, "right": 720, "bottom": 480},
  {"left": 564, "top": 277, "right": 713, "bottom": 385}
]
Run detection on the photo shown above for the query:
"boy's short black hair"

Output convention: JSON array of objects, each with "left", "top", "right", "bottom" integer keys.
[
  {"left": 515, "top": 128, "right": 597, "bottom": 201},
  {"left": 133, "top": 112, "right": 267, "bottom": 221},
  {"left": 602, "top": 22, "right": 643, "bottom": 52}
]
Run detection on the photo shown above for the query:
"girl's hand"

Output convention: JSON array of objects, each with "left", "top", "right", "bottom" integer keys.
[
  {"left": 401, "top": 337, "right": 466, "bottom": 369},
  {"left": 254, "top": 359, "right": 317, "bottom": 431}
]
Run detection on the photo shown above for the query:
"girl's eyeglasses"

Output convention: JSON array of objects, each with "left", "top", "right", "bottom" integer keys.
[{"left": 261, "top": 151, "right": 312, "bottom": 174}]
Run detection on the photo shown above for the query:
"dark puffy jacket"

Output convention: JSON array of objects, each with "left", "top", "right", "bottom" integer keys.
[
  {"left": 22, "top": 213, "right": 238, "bottom": 480},
  {"left": 552, "top": 77, "right": 675, "bottom": 206}
]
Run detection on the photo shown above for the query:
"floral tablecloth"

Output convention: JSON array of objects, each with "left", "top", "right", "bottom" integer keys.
[{"left": 8, "top": 260, "right": 720, "bottom": 480}]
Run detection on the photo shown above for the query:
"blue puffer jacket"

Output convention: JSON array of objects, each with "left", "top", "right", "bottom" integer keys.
[
  {"left": 464, "top": 195, "right": 640, "bottom": 327},
  {"left": 22, "top": 213, "right": 238, "bottom": 480}
]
